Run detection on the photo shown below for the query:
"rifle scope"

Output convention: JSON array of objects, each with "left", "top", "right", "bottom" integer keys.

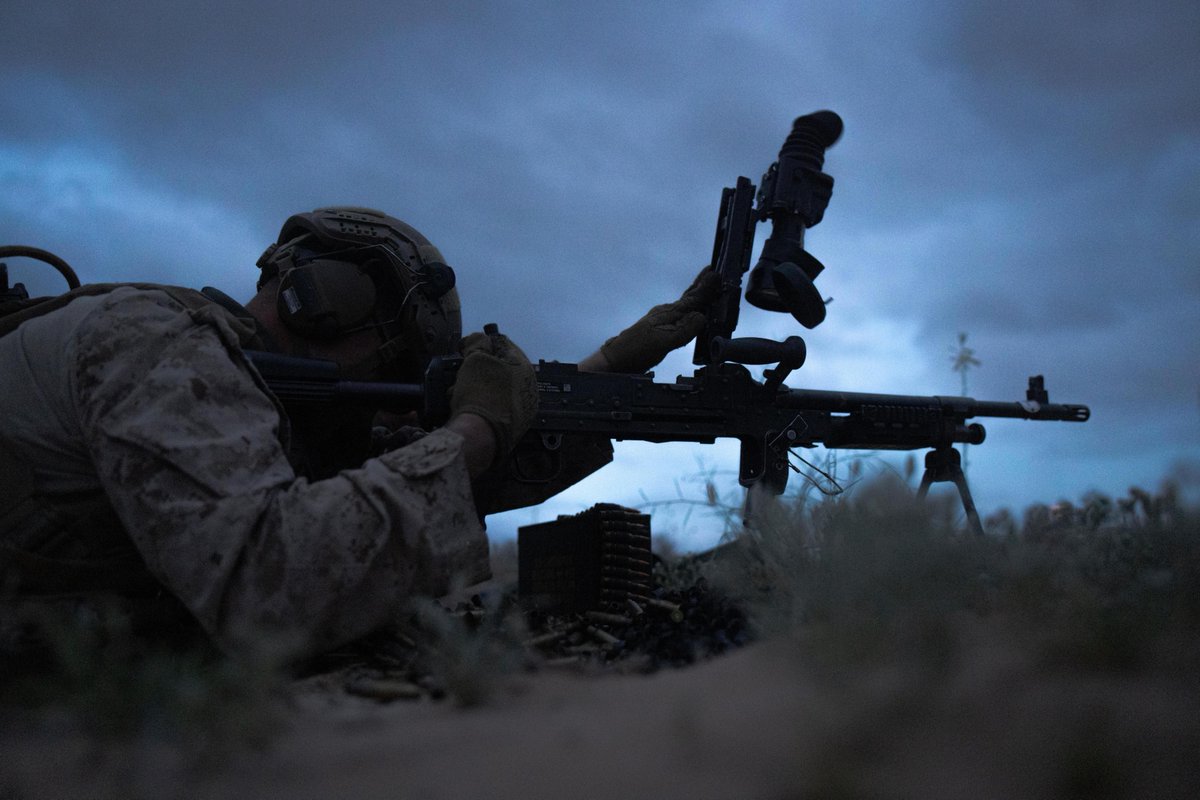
[{"left": 744, "top": 110, "right": 842, "bottom": 329}]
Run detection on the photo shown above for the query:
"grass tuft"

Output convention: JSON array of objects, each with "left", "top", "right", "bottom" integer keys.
[
  {"left": 718, "top": 474, "right": 1200, "bottom": 671},
  {"left": 405, "top": 594, "right": 529, "bottom": 708},
  {"left": 0, "top": 595, "right": 286, "bottom": 757}
]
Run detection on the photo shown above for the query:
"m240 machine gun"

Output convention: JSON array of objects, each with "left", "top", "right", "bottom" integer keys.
[{"left": 250, "top": 111, "right": 1090, "bottom": 532}]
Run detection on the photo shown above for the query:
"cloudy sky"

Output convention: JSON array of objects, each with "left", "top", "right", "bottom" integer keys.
[{"left": 3, "top": 1, "right": 1197, "bottom": 547}]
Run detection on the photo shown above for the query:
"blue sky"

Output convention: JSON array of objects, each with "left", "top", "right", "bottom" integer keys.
[{"left": 2, "top": 1, "right": 1197, "bottom": 548}]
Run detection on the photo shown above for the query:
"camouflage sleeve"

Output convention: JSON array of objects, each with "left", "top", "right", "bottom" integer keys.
[{"left": 70, "top": 289, "right": 488, "bottom": 656}]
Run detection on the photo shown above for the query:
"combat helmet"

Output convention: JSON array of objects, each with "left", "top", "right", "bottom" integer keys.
[{"left": 257, "top": 206, "right": 461, "bottom": 379}]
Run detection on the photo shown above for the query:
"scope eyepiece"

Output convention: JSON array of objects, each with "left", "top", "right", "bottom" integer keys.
[
  {"left": 779, "top": 111, "right": 844, "bottom": 171},
  {"left": 745, "top": 111, "right": 842, "bottom": 329}
]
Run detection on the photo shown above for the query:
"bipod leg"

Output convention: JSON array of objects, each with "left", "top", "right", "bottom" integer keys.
[
  {"left": 951, "top": 470, "right": 984, "bottom": 536},
  {"left": 916, "top": 447, "right": 984, "bottom": 535},
  {"left": 916, "top": 468, "right": 935, "bottom": 500}
]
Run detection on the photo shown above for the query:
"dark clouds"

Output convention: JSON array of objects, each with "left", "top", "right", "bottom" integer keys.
[
  {"left": 1, "top": 1, "right": 1196, "bottom": 536},
  {"left": 936, "top": 2, "right": 1200, "bottom": 143}
]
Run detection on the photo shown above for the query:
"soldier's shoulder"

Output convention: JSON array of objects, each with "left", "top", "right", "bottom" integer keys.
[
  {"left": 88, "top": 284, "right": 199, "bottom": 314},
  {"left": 23, "top": 284, "right": 192, "bottom": 332},
  {"left": 66, "top": 285, "right": 240, "bottom": 389},
  {"left": 70, "top": 284, "right": 217, "bottom": 338}
]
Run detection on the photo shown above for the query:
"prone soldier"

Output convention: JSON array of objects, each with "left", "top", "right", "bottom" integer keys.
[{"left": 0, "top": 207, "right": 716, "bottom": 657}]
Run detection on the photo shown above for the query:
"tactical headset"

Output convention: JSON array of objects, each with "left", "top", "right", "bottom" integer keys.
[{"left": 256, "top": 207, "right": 461, "bottom": 378}]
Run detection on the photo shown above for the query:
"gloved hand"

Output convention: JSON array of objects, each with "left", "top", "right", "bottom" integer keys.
[
  {"left": 599, "top": 266, "right": 719, "bottom": 373},
  {"left": 449, "top": 330, "right": 538, "bottom": 460}
]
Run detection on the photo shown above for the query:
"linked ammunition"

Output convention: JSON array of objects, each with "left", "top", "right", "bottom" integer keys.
[{"left": 518, "top": 503, "right": 653, "bottom": 612}]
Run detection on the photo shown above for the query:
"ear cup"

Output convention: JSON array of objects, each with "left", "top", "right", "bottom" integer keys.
[
  {"left": 419, "top": 261, "right": 456, "bottom": 299},
  {"left": 259, "top": 208, "right": 463, "bottom": 369},
  {"left": 277, "top": 259, "right": 378, "bottom": 339}
]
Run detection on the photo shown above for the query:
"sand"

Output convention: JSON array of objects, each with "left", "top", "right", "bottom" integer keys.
[{"left": 4, "top": 631, "right": 1199, "bottom": 800}]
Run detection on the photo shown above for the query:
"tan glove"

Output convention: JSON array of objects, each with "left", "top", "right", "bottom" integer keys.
[
  {"left": 449, "top": 330, "right": 538, "bottom": 459},
  {"left": 599, "top": 266, "right": 719, "bottom": 373}
]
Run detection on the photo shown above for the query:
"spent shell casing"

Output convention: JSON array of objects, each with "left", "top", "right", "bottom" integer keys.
[
  {"left": 345, "top": 677, "right": 423, "bottom": 701},
  {"left": 586, "top": 625, "right": 621, "bottom": 646},
  {"left": 585, "top": 610, "right": 633, "bottom": 626},
  {"left": 542, "top": 655, "right": 585, "bottom": 669},
  {"left": 645, "top": 597, "right": 685, "bottom": 622},
  {"left": 524, "top": 630, "right": 567, "bottom": 649}
]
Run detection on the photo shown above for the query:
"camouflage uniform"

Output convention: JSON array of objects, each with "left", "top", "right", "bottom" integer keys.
[{"left": 0, "top": 286, "right": 489, "bottom": 656}]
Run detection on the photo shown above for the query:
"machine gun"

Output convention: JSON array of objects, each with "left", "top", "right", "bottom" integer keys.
[
  {"left": 250, "top": 345, "right": 1088, "bottom": 533},
  {"left": 249, "top": 111, "right": 1090, "bottom": 532}
]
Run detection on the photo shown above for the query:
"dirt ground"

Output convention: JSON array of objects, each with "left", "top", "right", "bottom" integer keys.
[
  {"left": 4, "top": 629, "right": 1199, "bottom": 800},
  {"left": 6, "top": 493, "right": 1200, "bottom": 799}
]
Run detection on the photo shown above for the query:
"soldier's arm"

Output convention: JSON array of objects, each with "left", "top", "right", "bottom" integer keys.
[
  {"left": 577, "top": 267, "right": 717, "bottom": 373},
  {"left": 72, "top": 289, "right": 488, "bottom": 657},
  {"left": 444, "top": 413, "right": 497, "bottom": 478}
]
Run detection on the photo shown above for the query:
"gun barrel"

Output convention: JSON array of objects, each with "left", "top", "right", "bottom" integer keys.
[
  {"left": 969, "top": 399, "right": 1090, "bottom": 422},
  {"left": 779, "top": 387, "right": 1089, "bottom": 422}
]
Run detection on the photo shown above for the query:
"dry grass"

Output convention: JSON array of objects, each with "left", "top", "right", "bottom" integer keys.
[
  {"left": 687, "top": 473, "right": 1200, "bottom": 796},
  {"left": 3, "top": 472, "right": 1198, "bottom": 797},
  {"left": 0, "top": 594, "right": 287, "bottom": 788},
  {"left": 715, "top": 470, "right": 1199, "bottom": 665}
]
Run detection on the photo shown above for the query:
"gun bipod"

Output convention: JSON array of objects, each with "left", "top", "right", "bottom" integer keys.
[{"left": 916, "top": 446, "right": 983, "bottom": 535}]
